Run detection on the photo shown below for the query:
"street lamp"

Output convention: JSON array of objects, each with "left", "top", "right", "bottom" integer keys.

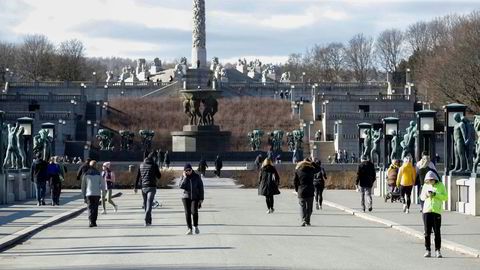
[
  {"left": 382, "top": 117, "right": 399, "bottom": 167},
  {"left": 358, "top": 122, "right": 372, "bottom": 160},
  {"left": 415, "top": 110, "right": 436, "bottom": 163},
  {"left": 443, "top": 103, "right": 467, "bottom": 174},
  {"left": 309, "top": 120, "right": 314, "bottom": 141},
  {"left": 291, "top": 85, "right": 295, "bottom": 102}
]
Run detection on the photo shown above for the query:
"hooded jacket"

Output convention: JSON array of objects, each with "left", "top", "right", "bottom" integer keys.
[
  {"left": 294, "top": 160, "right": 321, "bottom": 198},
  {"left": 179, "top": 170, "right": 204, "bottom": 201},
  {"left": 387, "top": 163, "right": 400, "bottom": 186},
  {"left": 356, "top": 160, "right": 376, "bottom": 188},
  {"left": 81, "top": 167, "right": 105, "bottom": 197},
  {"left": 258, "top": 159, "right": 280, "bottom": 196},
  {"left": 416, "top": 157, "right": 437, "bottom": 186},
  {"left": 396, "top": 162, "right": 416, "bottom": 187},
  {"left": 420, "top": 174, "right": 448, "bottom": 215}
]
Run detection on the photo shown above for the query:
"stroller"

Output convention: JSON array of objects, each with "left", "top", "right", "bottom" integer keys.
[{"left": 384, "top": 186, "right": 402, "bottom": 203}]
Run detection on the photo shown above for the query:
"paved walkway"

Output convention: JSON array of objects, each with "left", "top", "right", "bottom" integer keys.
[
  {"left": 323, "top": 189, "right": 480, "bottom": 257},
  {"left": 0, "top": 178, "right": 479, "bottom": 269}
]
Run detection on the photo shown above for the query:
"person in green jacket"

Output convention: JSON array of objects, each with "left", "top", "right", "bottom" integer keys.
[{"left": 419, "top": 171, "right": 448, "bottom": 258}]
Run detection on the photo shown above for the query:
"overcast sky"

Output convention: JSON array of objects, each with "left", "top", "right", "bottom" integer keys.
[{"left": 1, "top": 0, "right": 479, "bottom": 64}]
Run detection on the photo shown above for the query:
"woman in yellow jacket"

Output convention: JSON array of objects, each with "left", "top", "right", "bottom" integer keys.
[{"left": 396, "top": 155, "right": 416, "bottom": 213}]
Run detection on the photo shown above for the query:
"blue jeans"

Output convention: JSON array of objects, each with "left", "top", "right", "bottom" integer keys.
[
  {"left": 142, "top": 187, "right": 156, "bottom": 224},
  {"left": 35, "top": 181, "right": 46, "bottom": 203}
]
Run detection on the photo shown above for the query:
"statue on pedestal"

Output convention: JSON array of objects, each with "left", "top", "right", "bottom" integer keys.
[
  {"left": 362, "top": 129, "right": 372, "bottom": 160},
  {"left": 462, "top": 116, "right": 474, "bottom": 171},
  {"left": 15, "top": 126, "right": 26, "bottom": 169},
  {"left": 453, "top": 113, "right": 468, "bottom": 172},
  {"left": 286, "top": 132, "right": 295, "bottom": 151},
  {"left": 139, "top": 130, "right": 155, "bottom": 151},
  {"left": 390, "top": 130, "right": 401, "bottom": 162},
  {"left": 96, "top": 129, "right": 115, "bottom": 151},
  {"left": 370, "top": 128, "right": 383, "bottom": 167},
  {"left": 33, "top": 129, "right": 53, "bottom": 164},
  {"left": 401, "top": 121, "right": 416, "bottom": 160},
  {"left": 253, "top": 129, "right": 264, "bottom": 151},
  {"left": 201, "top": 96, "right": 218, "bottom": 126},
  {"left": 473, "top": 115, "right": 480, "bottom": 174},
  {"left": 2, "top": 123, "right": 21, "bottom": 169},
  {"left": 293, "top": 129, "right": 304, "bottom": 150},
  {"left": 183, "top": 98, "right": 202, "bottom": 125},
  {"left": 119, "top": 130, "right": 135, "bottom": 151},
  {"left": 272, "top": 130, "right": 284, "bottom": 152}
]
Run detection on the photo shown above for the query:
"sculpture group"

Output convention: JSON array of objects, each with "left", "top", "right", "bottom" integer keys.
[
  {"left": 249, "top": 129, "right": 301, "bottom": 152},
  {"left": 183, "top": 96, "right": 218, "bottom": 126}
]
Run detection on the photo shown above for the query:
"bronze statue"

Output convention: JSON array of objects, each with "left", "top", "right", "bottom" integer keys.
[
  {"left": 96, "top": 129, "right": 115, "bottom": 151},
  {"left": 362, "top": 129, "right": 372, "bottom": 160},
  {"left": 120, "top": 130, "right": 135, "bottom": 150},
  {"left": 390, "top": 130, "right": 401, "bottom": 162},
  {"left": 453, "top": 113, "right": 467, "bottom": 172},
  {"left": 33, "top": 129, "right": 53, "bottom": 162},
  {"left": 139, "top": 129, "right": 155, "bottom": 151},
  {"left": 370, "top": 129, "right": 383, "bottom": 167},
  {"left": 2, "top": 123, "right": 20, "bottom": 169},
  {"left": 201, "top": 96, "right": 218, "bottom": 125},
  {"left": 15, "top": 126, "right": 26, "bottom": 169},
  {"left": 473, "top": 115, "right": 480, "bottom": 174},
  {"left": 401, "top": 121, "right": 416, "bottom": 160},
  {"left": 462, "top": 116, "right": 474, "bottom": 171}
]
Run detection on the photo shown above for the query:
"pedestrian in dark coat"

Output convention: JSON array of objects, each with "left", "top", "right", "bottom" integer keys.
[
  {"left": 254, "top": 154, "right": 264, "bottom": 170},
  {"left": 198, "top": 158, "right": 208, "bottom": 177},
  {"left": 31, "top": 153, "right": 49, "bottom": 206},
  {"left": 214, "top": 155, "right": 223, "bottom": 177},
  {"left": 134, "top": 153, "right": 161, "bottom": 226},
  {"left": 313, "top": 159, "right": 327, "bottom": 210},
  {"left": 356, "top": 156, "right": 376, "bottom": 212},
  {"left": 47, "top": 157, "right": 62, "bottom": 206},
  {"left": 76, "top": 158, "right": 91, "bottom": 181},
  {"left": 81, "top": 160, "right": 105, "bottom": 227},
  {"left": 258, "top": 158, "right": 280, "bottom": 213},
  {"left": 294, "top": 158, "right": 321, "bottom": 226},
  {"left": 163, "top": 150, "right": 170, "bottom": 169},
  {"left": 179, "top": 164, "right": 204, "bottom": 235}
]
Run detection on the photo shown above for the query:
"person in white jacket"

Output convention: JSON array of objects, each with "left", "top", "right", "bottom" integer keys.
[{"left": 81, "top": 160, "right": 105, "bottom": 227}]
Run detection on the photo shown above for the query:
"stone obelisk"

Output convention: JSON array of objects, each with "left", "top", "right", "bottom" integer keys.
[{"left": 192, "top": 0, "right": 206, "bottom": 69}]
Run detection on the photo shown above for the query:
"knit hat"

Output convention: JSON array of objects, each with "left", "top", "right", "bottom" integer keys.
[
  {"left": 425, "top": 171, "right": 439, "bottom": 181},
  {"left": 102, "top": 162, "right": 111, "bottom": 169},
  {"left": 184, "top": 163, "right": 192, "bottom": 171}
]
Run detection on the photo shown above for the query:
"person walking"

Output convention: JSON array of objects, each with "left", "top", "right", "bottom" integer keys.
[
  {"left": 313, "top": 159, "right": 327, "bottom": 210},
  {"left": 258, "top": 158, "right": 280, "bottom": 214},
  {"left": 76, "top": 158, "right": 91, "bottom": 181},
  {"left": 197, "top": 157, "right": 208, "bottom": 177},
  {"left": 179, "top": 164, "right": 204, "bottom": 235},
  {"left": 416, "top": 152, "right": 438, "bottom": 212},
  {"left": 387, "top": 159, "right": 401, "bottom": 194},
  {"left": 134, "top": 153, "right": 161, "bottom": 226},
  {"left": 420, "top": 171, "right": 448, "bottom": 258},
  {"left": 397, "top": 155, "right": 417, "bottom": 214},
  {"left": 254, "top": 154, "right": 263, "bottom": 171},
  {"left": 31, "top": 153, "right": 49, "bottom": 206},
  {"left": 81, "top": 160, "right": 105, "bottom": 227},
  {"left": 294, "top": 157, "right": 321, "bottom": 226},
  {"left": 158, "top": 149, "right": 165, "bottom": 169},
  {"left": 356, "top": 155, "right": 376, "bottom": 212},
  {"left": 101, "top": 162, "right": 118, "bottom": 214},
  {"left": 164, "top": 150, "right": 170, "bottom": 169},
  {"left": 214, "top": 155, "right": 223, "bottom": 177},
  {"left": 47, "top": 157, "right": 62, "bottom": 206}
]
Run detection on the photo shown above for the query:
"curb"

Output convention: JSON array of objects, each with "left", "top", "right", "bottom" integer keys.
[
  {"left": 0, "top": 205, "right": 87, "bottom": 251},
  {"left": 324, "top": 200, "right": 480, "bottom": 258}
]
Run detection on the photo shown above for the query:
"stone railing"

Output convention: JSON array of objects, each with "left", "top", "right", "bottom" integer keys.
[
  {"left": 4, "top": 111, "right": 74, "bottom": 121},
  {"left": 0, "top": 93, "right": 85, "bottom": 102},
  {"left": 317, "top": 93, "right": 413, "bottom": 102},
  {"left": 8, "top": 81, "right": 172, "bottom": 89},
  {"left": 328, "top": 111, "right": 416, "bottom": 120}
]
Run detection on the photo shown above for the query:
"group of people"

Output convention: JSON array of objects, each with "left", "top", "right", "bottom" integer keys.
[
  {"left": 357, "top": 152, "right": 447, "bottom": 258},
  {"left": 329, "top": 150, "right": 356, "bottom": 164},
  {"left": 257, "top": 154, "right": 327, "bottom": 226},
  {"left": 31, "top": 154, "right": 67, "bottom": 206}
]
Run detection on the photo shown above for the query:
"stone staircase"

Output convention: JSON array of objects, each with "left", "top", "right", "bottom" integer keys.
[{"left": 141, "top": 81, "right": 181, "bottom": 98}]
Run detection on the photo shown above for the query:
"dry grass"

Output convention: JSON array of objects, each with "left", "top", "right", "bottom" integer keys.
[
  {"left": 104, "top": 97, "right": 297, "bottom": 151},
  {"left": 62, "top": 169, "right": 179, "bottom": 189},
  {"left": 232, "top": 167, "right": 356, "bottom": 190}
]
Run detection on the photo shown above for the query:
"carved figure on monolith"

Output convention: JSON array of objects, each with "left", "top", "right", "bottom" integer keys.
[
  {"left": 453, "top": 113, "right": 467, "bottom": 173},
  {"left": 370, "top": 129, "right": 383, "bottom": 167},
  {"left": 473, "top": 115, "right": 480, "bottom": 174}
]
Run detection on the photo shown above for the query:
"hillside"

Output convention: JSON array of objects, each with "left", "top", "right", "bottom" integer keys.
[{"left": 104, "top": 97, "right": 298, "bottom": 151}]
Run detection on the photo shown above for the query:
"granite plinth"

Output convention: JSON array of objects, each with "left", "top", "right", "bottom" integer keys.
[{"left": 171, "top": 125, "right": 231, "bottom": 152}]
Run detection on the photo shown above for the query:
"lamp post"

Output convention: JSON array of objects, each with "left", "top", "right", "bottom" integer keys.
[
  {"left": 358, "top": 122, "right": 372, "bottom": 159},
  {"left": 302, "top": 72, "right": 306, "bottom": 98},
  {"left": 290, "top": 85, "right": 295, "bottom": 102},
  {"left": 86, "top": 120, "right": 92, "bottom": 142},
  {"left": 17, "top": 117, "right": 34, "bottom": 167},
  {"left": 0, "top": 111, "right": 5, "bottom": 173},
  {"left": 382, "top": 117, "right": 399, "bottom": 167},
  {"left": 309, "top": 121, "right": 314, "bottom": 141},
  {"left": 415, "top": 110, "right": 436, "bottom": 164},
  {"left": 57, "top": 119, "right": 67, "bottom": 156},
  {"left": 443, "top": 103, "right": 467, "bottom": 174}
]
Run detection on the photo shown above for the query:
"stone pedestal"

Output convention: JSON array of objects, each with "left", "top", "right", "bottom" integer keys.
[
  {"left": 374, "top": 169, "right": 385, "bottom": 197},
  {"left": 13, "top": 172, "right": 27, "bottom": 201},
  {"left": 0, "top": 174, "right": 6, "bottom": 204},
  {"left": 6, "top": 174, "right": 15, "bottom": 203},
  {"left": 455, "top": 174, "right": 480, "bottom": 216},
  {"left": 171, "top": 125, "right": 231, "bottom": 153},
  {"left": 444, "top": 172, "right": 471, "bottom": 211}
]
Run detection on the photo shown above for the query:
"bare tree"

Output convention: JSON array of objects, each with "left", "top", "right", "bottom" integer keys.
[
  {"left": 325, "top": 42, "right": 346, "bottom": 82},
  {"left": 0, "top": 42, "right": 18, "bottom": 83},
  {"left": 284, "top": 53, "right": 303, "bottom": 81},
  {"left": 345, "top": 33, "right": 373, "bottom": 83},
  {"left": 406, "top": 21, "right": 431, "bottom": 53},
  {"left": 55, "top": 39, "right": 86, "bottom": 81},
  {"left": 16, "top": 34, "right": 55, "bottom": 81},
  {"left": 375, "top": 29, "right": 405, "bottom": 72}
]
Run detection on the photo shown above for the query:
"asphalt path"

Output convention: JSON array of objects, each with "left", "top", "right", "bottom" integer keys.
[{"left": 0, "top": 178, "right": 478, "bottom": 270}]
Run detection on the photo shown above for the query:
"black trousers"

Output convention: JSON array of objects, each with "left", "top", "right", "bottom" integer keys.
[
  {"left": 142, "top": 187, "right": 157, "bottom": 225},
  {"left": 182, "top": 198, "right": 200, "bottom": 229},
  {"left": 423, "top": 212, "right": 442, "bottom": 251},
  {"left": 299, "top": 197, "right": 314, "bottom": 224},
  {"left": 87, "top": 196, "right": 100, "bottom": 225},
  {"left": 265, "top": 195, "right": 274, "bottom": 209},
  {"left": 314, "top": 183, "right": 325, "bottom": 206},
  {"left": 400, "top": 185, "right": 413, "bottom": 208},
  {"left": 51, "top": 181, "right": 62, "bottom": 205}
]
